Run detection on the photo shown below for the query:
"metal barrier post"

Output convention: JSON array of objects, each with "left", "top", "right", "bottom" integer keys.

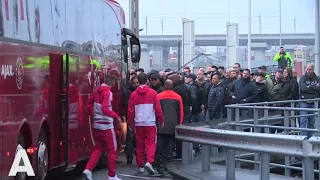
[
  {"left": 182, "top": 141, "right": 193, "bottom": 165},
  {"left": 226, "top": 150, "right": 236, "bottom": 180},
  {"left": 202, "top": 145, "right": 210, "bottom": 172},
  {"left": 253, "top": 108, "right": 260, "bottom": 171},
  {"left": 302, "top": 140, "right": 314, "bottom": 180},
  {"left": 259, "top": 153, "right": 270, "bottom": 180},
  {"left": 302, "top": 158, "right": 314, "bottom": 180},
  {"left": 263, "top": 103, "right": 269, "bottom": 133},
  {"left": 283, "top": 109, "right": 291, "bottom": 176}
]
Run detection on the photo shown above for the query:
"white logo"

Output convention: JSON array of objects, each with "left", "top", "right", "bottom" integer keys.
[
  {"left": 1, "top": 64, "right": 14, "bottom": 79},
  {"left": 16, "top": 57, "right": 24, "bottom": 89},
  {"left": 8, "top": 149, "right": 35, "bottom": 177}
]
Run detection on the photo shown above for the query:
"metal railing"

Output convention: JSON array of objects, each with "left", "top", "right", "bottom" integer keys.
[
  {"left": 223, "top": 98, "right": 320, "bottom": 178},
  {"left": 176, "top": 125, "right": 320, "bottom": 180}
]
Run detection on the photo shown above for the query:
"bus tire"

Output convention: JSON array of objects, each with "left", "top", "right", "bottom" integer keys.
[
  {"left": 36, "top": 129, "right": 49, "bottom": 180},
  {"left": 14, "top": 133, "right": 29, "bottom": 180}
]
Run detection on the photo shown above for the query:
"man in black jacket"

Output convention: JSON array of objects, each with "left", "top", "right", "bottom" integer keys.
[
  {"left": 207, "top": 72, "right": 225, "bottom": 120},
  {"left": 169, "top": 74, "right": 191, "bottom": 159},
  {"left": 299, "top": 64, "right": 320, "bottom": 137},
  {"left": 123, "top": 77, "right": 139, "bottom": 164},
  {"left": 155, "top": 80, "right": 183, "bottom": 173},
  {"left": 150, "top": 73, "right": 164, "bottom": 94},
  {"left": 229, "top": 69, "right": 257, "bottom": 116},
  {"left": 185, "top": 74, "right": 199, "bottom": 122},
  {"left": 253, "top": 72, "right": 268, "bottom": 103}
]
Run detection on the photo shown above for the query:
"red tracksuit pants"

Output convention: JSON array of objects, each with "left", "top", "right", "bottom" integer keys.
[
  {"left": 85, "top": 129, "right": 117, "bottom": 177},
  {"left": 135, "top": 126, "right": 157, "bottom": 167}
]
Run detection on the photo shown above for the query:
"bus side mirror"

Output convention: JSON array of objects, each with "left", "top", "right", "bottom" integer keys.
[
  {"left": 122, "top": 37, "right": 129, "bottom": 63},
  {"left": 130, "top": 37, "right": 141, "bottom": 63},
  {"left": 122, "top": 28, "right": 141, "bottom": 63}
]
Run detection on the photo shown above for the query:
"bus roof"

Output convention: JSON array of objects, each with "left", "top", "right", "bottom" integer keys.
[{"left": 106, "top": 0, "right": 126, "bottom": 26}]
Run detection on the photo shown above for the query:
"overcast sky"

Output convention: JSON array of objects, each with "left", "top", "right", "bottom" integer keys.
[{"left": 117, "top": 0, "right": 314, "bottom": 35}]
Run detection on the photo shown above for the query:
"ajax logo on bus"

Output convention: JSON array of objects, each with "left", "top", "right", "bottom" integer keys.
[{"left": 8, "top": 149, "right": 35, "bottom": 177}]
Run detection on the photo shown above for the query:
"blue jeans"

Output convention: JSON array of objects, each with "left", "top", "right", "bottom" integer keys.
[
  {"left": 198, "top": 112, "right": 205, "bottom": 122},
  {"left": 299, "top": 102, "right": 315, "bottom": 138},
  {"left": 205, "top": 111, "right": 210, "bottom": 121}
]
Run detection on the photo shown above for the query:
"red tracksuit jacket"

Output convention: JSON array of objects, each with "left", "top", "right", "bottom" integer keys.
[
  {"left": 127, "top": 85, "right": 164, "bottom": 128},
  {"left": 86, "top": 84, "right": 119, "bottom": 130}
]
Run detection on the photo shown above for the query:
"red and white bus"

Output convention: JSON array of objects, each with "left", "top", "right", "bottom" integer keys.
[{"left": 0, "top": 0, "right": 140, "bottom": 179}]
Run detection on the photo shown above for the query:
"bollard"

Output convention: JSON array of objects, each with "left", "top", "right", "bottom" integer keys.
[
  {"left": 202, "top": 145, "right": 210, "bottom": 172},
  {"left": 182, "top": 141, "right": 193, "bottom": 165},
  {"left": 259, "top": 153, "right": 270, "bottom": 180},
  {"left": 226, "top": 149, "right": 235, "bottom": 180}
]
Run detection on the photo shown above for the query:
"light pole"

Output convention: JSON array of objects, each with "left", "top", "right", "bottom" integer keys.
[
  {"left": 247, "top": 0, "right": 252, "bottom": 70},
  {"left": 181, "top": 52, "right": 212, "bottom": 70},
  {"left": 315, "top": 0, "right": 320, "bottom": 74},
  {"left": 279, "top": 0, "right": 282, "bottom": 47},
  {"left": 130, "top": 0, "right": 139, "bottom": 37}
]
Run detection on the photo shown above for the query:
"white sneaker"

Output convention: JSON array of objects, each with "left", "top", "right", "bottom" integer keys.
[
  {"left": 108, "top": 175, "right": 122, "bottom": 180},
  {"left": 139, "top": 167, "right": 144, "bottom": 173},
  {"left": 82, "top": 169, "right": 92, "bottom": 180},
  {"left": 144, "top": 162, "right": 155, "bottom": 175}
]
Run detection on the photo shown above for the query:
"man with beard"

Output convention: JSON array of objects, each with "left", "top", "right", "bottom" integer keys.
[
  {"left": 229, "top": 69, "right": 257, "bottom": 116},
  {"left": 150, "top": 73, "right": 164, "bottom": 94},
  {"left": 123, "top": 77, "right": 139, "bottom": 164}
]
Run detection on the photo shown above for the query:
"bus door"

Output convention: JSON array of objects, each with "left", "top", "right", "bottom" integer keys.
[
  {"left": 63, "top": 54, "right": 80, "bottom": 171},
  {"left": 48, "top": 54, "right": 64, "bottom": 168}
]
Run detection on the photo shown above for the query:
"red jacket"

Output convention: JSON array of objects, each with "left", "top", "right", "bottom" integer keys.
[
  {"left": 86, "top": 84, "right": 119, "bottom": 130},
  {"left": 127, "top": 85, "right": 164, "bottom": 128}
]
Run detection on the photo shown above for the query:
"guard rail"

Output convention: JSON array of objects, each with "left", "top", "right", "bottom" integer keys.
[{"left": 175, "top": 125, "right": 320, "bottom": 180}]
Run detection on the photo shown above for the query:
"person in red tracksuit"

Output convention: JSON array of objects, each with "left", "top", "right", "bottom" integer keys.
[
  {"left": 127, "top": 72, "right": 164, "bottom": 175},
  {"left": 83, "top": 75, "right": 122, "bottom": 180}
]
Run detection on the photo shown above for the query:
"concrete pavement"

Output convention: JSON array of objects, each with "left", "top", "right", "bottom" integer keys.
[
  {"left": 168, "top": 152, "right": 302, "bottom": 180},
  {"left": 48, "top": 152, "right": 173, "bottom": 180}
]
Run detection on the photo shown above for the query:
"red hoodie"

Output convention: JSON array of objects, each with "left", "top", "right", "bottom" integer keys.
[
  {"left": 127, "top": 85, "right": 164, "bottom": 128},
  {"left": 86, "top": 84, "right": 119, "bottom": 130}
]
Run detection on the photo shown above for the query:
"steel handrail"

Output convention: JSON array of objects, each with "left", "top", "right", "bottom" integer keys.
[
  {"left": 176, "top": 124, "right": 318, "bottom": 180},
  {"left": 227, "top": 98, "right": 320, "bottom": 106}
]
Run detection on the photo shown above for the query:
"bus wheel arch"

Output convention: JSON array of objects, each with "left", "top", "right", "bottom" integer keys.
[
  {"left": 36, "top": 122, "right": 50, "bottom": 180},
  {"left": 15, "top": 123, "right": 32, "bottom": 180}
]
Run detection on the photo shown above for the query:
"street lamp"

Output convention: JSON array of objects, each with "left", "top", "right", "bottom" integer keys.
[
  {"left": 181, "top": 52, "right": 212, "bottom": 69},
  {"left": 139, "top": 29, "right": 144, "bottom": 32}
]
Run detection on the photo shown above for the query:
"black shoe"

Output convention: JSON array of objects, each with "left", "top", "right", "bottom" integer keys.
[{"left": 127, "top": 158, "right": 133, "bottom": 164}]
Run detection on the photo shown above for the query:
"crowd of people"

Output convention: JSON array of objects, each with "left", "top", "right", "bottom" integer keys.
[{"left": 82, "top": 46, "right": 320, "bottom": 180}]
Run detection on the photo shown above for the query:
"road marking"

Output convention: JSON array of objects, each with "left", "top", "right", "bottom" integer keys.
[{"left": 119, "top": 174, "right": 151, "bottom": 179}]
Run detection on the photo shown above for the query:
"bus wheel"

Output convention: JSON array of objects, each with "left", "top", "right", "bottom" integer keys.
[
  {"left": 36, "top": 129, "right": 48, "bottom": 180},
  {"left": 14, "top": 134, "right": 27, "bottom": 180}
]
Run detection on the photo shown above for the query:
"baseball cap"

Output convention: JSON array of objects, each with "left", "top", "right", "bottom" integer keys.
[
  {"left": 258, "top": 65, "right": 267, "bottom": 70},
  {"left": 186, "top": 74, "right": 197, "bottom": 81}
]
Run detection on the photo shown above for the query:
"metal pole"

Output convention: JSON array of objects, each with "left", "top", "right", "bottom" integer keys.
[
  {"left": 130, "top": 0, "right": 139, "bottom": 68},
  {"left": 315, "top": 0, "right": 320, "bottom": 75},
  {"left": 130, "top": 0, "right": 139, "bottom": 37},
  {"left": 247, "top": 0, "right": 252, "bottom": 70},
  {"left": 228, "top": 0, "right": 231, "bottom": 21},
  {"left": 201, "top": 145, "right": 210, "bottom": 172},
  {"left": 279, "top": 0, "right": 282, "bottom": 47},
  {"left": 259, "top": 153, "right": 270, "bottom": 180},
  {"left": 145, "top": 15, "right": 148, "bottom": 35},
  {"left": 177, "top": 40, "right": 181, "bottom": 71}
]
